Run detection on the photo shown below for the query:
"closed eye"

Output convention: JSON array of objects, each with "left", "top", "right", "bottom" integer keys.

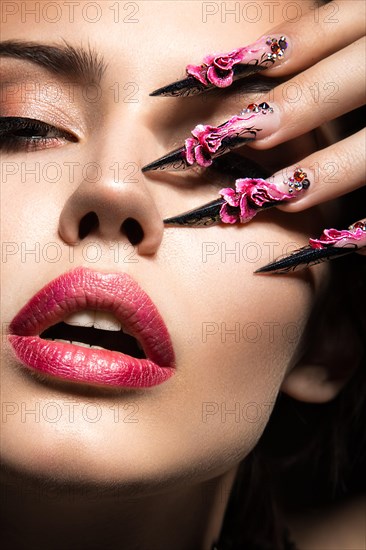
[{"left": 0, "top": 117, "right": 78, "bottom": 153}]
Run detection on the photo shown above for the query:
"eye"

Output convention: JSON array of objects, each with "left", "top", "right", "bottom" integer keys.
[{"left": 0, "top": 117, "right": 78, "bottom": 153}]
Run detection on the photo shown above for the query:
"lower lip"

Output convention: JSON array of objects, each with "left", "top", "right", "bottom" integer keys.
[{"left": 9, "top": 335, "right": 174, "bottom": 388}]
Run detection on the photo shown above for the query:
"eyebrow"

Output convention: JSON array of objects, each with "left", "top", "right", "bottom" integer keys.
[{"left": 0, "top": 40, "right": 107, "bottom": 84}]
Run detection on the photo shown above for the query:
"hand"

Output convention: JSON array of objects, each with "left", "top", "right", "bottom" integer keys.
[{"left": 145, "top": 0, "right": 365, "bottom": 231}]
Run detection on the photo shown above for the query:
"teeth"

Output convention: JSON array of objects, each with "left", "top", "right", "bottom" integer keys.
[
  {"left": 64, "top": 310, "right": 122, "bottom": 332},
  {"left": 50, "top": 339, "right": 106, "bottom": 351},
  {"left": 72, "top": 341, "right": 90, "bottom": 348},
  {"left": 64, "top": 310, "right": 94, "bottom": 328},
  {"left": 94, "top": 311, "right": 122, "bottom": 332}
]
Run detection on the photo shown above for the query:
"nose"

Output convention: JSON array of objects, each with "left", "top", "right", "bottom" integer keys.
[{"left": 58, "top": 135, "right": 164, "bottom": 256}]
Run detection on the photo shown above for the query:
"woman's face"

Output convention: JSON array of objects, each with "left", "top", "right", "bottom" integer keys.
[{"left": 1, "top": 1, "right": 325, "bottom": 489}]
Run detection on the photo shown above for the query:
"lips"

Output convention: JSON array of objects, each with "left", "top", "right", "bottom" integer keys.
[{"left": 8, "top": 268, "right": 175, "bottom": 388}]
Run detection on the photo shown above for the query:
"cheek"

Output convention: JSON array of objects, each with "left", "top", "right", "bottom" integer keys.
[
  {"left": 1, "top": 156, "right": 73, "bottom": 245},
  {"left": 0, "top": 191, "right": 316, "bottom": 486},
  {"left": 1, "top": 175, "right": 64, "bottom": 323},
  {"left": 155, "top": 222, "right": 314, "bottom": 466}
]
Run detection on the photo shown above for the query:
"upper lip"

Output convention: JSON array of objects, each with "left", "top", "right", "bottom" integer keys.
[{"left": 9, "top": 267, "right": 175, "bottom": 368}]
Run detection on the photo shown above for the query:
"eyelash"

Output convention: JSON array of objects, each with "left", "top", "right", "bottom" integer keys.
[{"left": 0, "top": 117, "right": 78, "bottom": 153}]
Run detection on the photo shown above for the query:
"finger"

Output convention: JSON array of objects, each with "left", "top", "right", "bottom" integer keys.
[
  {"left": 163, "top": 168, "right": 311, "bottom": 227},
  {"left": 150, "top": 0, "right": 365, "bottom": 97},
  {"left": 256, "top": 218, "right": 366, "bottom": 274},
  {"left": 275, "top": 129, "right": 365, "bottom": 212},
  {"left": 349, "top": 218, "right": 366, "bottom": 255},
  {"left": 144, "top": 40, "right": 365, "bottom": 172},
  {"left": 265, "top": 0, "right": 365, "bottom": 77},
  {"left": 142, "top": 102, "right": 280, "bottom": 172},
  {"left": 250, "top": 37, "right": 366, "bottom": 150}
]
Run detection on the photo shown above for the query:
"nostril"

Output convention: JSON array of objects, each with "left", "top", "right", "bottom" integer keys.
[
  {"left": 79, "top": 212, "right": 99, "bottom": 239},
  {"left": 121, "top": 218, "right": 144, "bottom": 246}
]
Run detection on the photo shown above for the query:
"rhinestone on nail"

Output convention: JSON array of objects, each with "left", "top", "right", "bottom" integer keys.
[
  {"left": 241, "top": 102, "right": 274, "bottom": 115},
  {"left": 266, "top": 37, "right": 288, "bottom": 59},
  {"left": 284, "top": 168, "right": 310, "bottom": 194},
  {"left": 348, "top": 221, "right": 366, "bottom": 231}
]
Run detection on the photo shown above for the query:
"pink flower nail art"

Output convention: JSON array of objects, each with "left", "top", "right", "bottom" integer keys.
[
  {"left": 219, "top": 178, "right": 297, "bottom": 224},
  {"left": 164, "top": 169, "right": 310, "bottom": 228},
  {"left": 186, "top": 36, "right": 288, "bottom": 89},
  {"left": 184, "top": 102, "right": 274, "bottom": 168},
  {"left": 256, "top": 220, "right": 366, "bottom": 274},
  {"left": 309, "top": 227, "right": 366, "bottom": 249},
  {"left": 187, "top": 48, "right": 245, "bottom": 87},
  {"left": 142, "top": 102, "right": 278, "bottom": 173},
  {"left": 185, "top": 115, "right": 257, "bottom": 167}
]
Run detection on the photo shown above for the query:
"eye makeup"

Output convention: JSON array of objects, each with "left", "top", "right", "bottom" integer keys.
[
  {"left": 0, "top": 61, "right": 92, "bottom": 141},
  {"left": 0, "top": 117, "right": 78, "bottom": 153}
]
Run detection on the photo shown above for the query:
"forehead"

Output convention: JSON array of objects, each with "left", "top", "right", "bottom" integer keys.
[{"left": 1, "top": 0, "right": 288, "bottom": 78}]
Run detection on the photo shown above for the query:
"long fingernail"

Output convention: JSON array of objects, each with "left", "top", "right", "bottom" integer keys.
[
  {"left": 142, "top": 102, "right": 278, "bottom": 172},
  {"left": 150, "top": 35, "right": 289, "bottom": 97},
  {"left": 256, "top": 219, "right": 366, "bottom": 274},
  {"left": 164, "top": 168, "right": 310, "bottom": 227}
]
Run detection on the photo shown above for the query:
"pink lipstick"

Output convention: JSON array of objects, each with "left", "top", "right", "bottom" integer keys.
[{"left": 8, "top": 268, "right": 175, "bottom": 388}]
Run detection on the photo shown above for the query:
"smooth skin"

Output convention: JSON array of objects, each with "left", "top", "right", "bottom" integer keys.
[{"left": 0, "top": 1, "right": 364, "bottom": 549}]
